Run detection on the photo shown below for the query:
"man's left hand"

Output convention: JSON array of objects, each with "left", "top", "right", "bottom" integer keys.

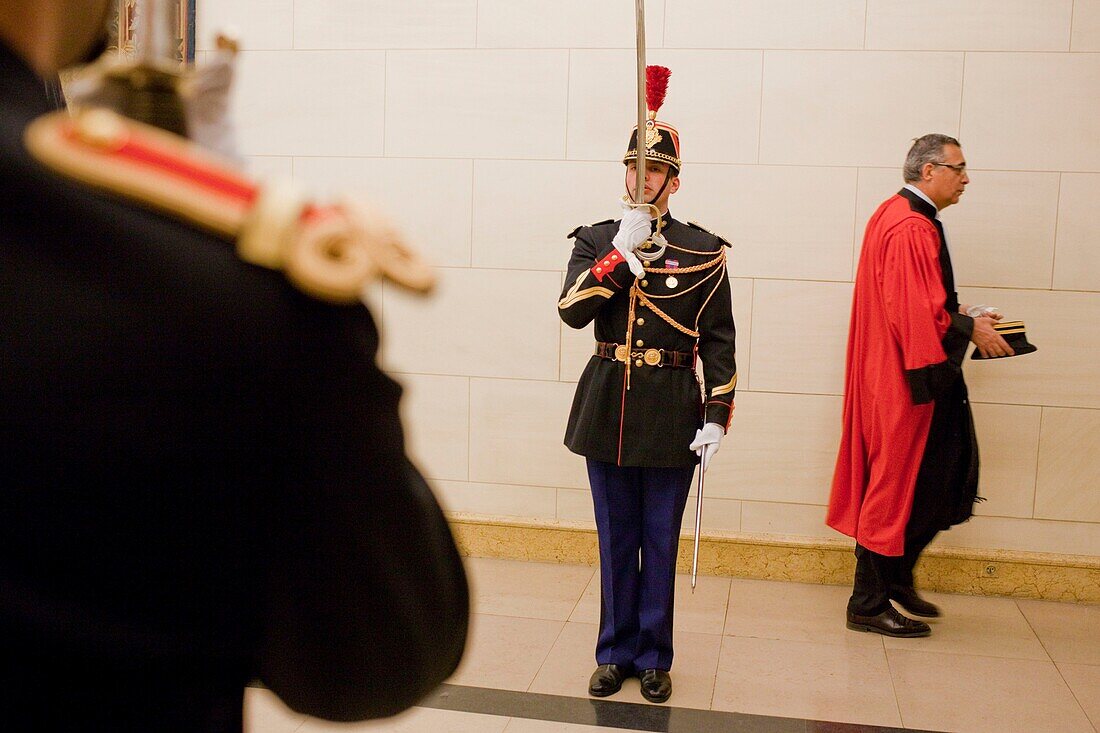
[{"left": 689, "top": 423, "right": 724, "bottom": 473}]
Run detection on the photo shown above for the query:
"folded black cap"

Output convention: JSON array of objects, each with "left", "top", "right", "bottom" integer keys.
[{"left": 971, "top": 320, "right": 1037, "bottom": 360}]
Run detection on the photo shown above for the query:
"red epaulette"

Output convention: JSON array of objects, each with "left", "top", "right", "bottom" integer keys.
[{"left": 24, "top": 109, "right": 434, "bottom": 304}]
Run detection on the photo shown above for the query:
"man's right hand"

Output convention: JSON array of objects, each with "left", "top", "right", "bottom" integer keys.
[
  {"left": 613, "top": 207, "right": 651, "bottom": 253},
  {"left": 971, "top": 315, "right": 1014, "bottom": 358},
  {"left": 612, "top": 207, "right": 651, "bottom": 278}
]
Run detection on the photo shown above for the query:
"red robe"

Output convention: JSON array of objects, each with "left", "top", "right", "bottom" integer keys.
[{"left": 828, "top": 192, "right": 969, "bottom": 557}]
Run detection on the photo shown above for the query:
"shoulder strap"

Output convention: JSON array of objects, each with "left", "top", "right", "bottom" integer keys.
[
  {"left": 23, "top": 109, "right": 434, "bottom": 303},
  {"left": 687, "top": 220, "right": 732, "bottom": 248},
  {"left": 568, "top": 219, "right": 614, "bottom": 239}
]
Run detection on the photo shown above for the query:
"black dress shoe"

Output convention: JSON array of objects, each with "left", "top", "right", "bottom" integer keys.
[
  {"left": 588, "top": 664, "right": 628, "bottom": 697},
  {"left": 846, "top": 606, "right": 931, "bottom": 638},
  {"left": 890, "top": 585, "right": 941, "bottom": 618},
  {"left": 639, "top": 668, "right": 672, "bottom": 703}
]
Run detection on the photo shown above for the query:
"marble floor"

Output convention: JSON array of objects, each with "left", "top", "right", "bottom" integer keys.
[{"left": 245, "top": 557, "right": 1100, "bottom": 733}]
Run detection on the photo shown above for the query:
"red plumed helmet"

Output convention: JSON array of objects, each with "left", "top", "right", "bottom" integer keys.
[
  {"left": 645, "top": 65, "right": 671, "bottom": 117},
  {"left": 623, "top": 65, "right": 681, "bottom": 173}
]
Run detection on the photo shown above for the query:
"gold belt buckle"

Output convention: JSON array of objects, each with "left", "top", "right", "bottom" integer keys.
[
  {"left": 614, "top": 344, "right": 629, "bottom": 362},
  {"left": 643, "top": 348, "right": 662, "bottom": 367}
]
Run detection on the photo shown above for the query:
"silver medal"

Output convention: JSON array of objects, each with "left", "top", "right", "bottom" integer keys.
[{"left": 665, "top": 275, "right": 678, "bottom": 289}]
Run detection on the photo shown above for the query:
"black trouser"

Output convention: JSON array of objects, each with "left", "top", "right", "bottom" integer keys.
[
  {"left": 848, "top": 528, "right": 939, "bottom": 615},
  {"left": 848, "top": 374, "right": 976, "bottom": 617}
]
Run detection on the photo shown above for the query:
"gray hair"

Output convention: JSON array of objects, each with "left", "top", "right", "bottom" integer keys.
[{"left": 903, "top": 134, "right": 961, "bottom": 183}]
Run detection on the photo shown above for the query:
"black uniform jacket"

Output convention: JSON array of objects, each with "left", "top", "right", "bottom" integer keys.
[
  {"left": 558, "top": 213, "right": 737, "bottom": 467},
  {"left": 0, "top": 42, "right": 467, "bottom": 725}
]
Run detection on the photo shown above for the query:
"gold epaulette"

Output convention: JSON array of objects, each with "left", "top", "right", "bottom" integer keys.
[{"left": 24, "top": 108, "right": 434, "bottom": 304}]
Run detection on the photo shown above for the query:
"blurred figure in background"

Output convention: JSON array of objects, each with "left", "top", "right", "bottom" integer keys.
[{"left": 0, "top": 2, "right": 468, "bottom": 730}]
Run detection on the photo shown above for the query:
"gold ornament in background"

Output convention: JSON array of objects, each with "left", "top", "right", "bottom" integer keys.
[{"left": 110, "top": 0, "right": 192, "bottom": 63}]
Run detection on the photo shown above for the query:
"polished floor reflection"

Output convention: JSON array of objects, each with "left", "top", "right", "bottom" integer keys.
[{"left": 245, "top": 557, "right": 1100, "bottom": 733}]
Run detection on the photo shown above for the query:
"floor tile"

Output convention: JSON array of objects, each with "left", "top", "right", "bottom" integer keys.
[
  {"left": 527, "top": 622, "right": 604, "bottom": 699},
  {"left": 447, "top": 613, "right": 565, "bottom": 691},
  {"left": 243, "top": 687, "right": 306, "bottom": 733},
  {"left": 881, "top": 593, "right": 1048, "bottom": 660},
  {"left": 1018, "top": 599, "right": 1100, "bottom": 664},
  {"left": 1058, "top": 663, "right": 1100, "bottom": 731},
  {"left": 724, "top": 578, "right": 881, "bottom": 647},
  {"left": 297, "top": 707, "right": 510, "bottom": 732},
  {"left": 711, "top": 636, "right": 902, "bottom": 727},
  {"left": 568, "top": 570, "right": 600, "bottom": 624},
  {"left": 528, "top": 621, "right": 721, "bottom": 710},
  {"left": 570, "top": 568, "right": 731, "bottom": 636},
  {"left": 465, "top": 557, "right": 595, "bottom": 621},
  {"left": 243, "top": 559, "right": 1099, "bottom": 733},
  {"left": 673, "top": 573, "right": 733, "bottom": 636},
  {"left": 888, "top": 648, "right": 1094, "bottom": 733}
]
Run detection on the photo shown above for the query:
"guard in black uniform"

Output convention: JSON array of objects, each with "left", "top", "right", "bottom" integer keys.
[
  {"left": 558, "top": 69, "right": 737, "bottom": 704},
  {"left": 0, "top": 4, "right": 467, "bottom": 730}
]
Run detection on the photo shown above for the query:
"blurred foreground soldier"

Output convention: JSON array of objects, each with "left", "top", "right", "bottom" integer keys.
[
  {"left": 0, "top": 2, "right": 467, "bottom": 730},
  {"left": 828, "top": 134, "right": 1013, "bottom": 638},
  {"left": 558, "top": 67, "right": 736, "bottom": 704}
]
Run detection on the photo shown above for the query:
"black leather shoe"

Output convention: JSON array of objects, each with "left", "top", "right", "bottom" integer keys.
[
  {"left": 588, "top": 664, "right": 628, "bottom": 697},
  {"left": 846, "top": 606, "right": 931, "bottom": 638},
  {"left": 890, "top": 585, "right": 941, "bottom": 618},
  {"left": 639, "top": 668, "right": 672, "bottom": 703}
]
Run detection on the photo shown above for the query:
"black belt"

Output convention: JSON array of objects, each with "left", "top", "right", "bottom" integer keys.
[{"left": 595, "top": 342, "right": 694, "bottom": 368}]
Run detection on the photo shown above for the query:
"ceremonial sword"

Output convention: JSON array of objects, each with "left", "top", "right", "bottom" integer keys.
[
  {"left": 633, "top": 1, "right": 699, "bottom": 585},
  {"left": 691, "top": 455, "right": 704, "bottom": 592},
  {"left": 631, "top": 2, "right": 666, "bottom": 263},
  {"left": 633, "top": 0, "right": 646, "bottom": 205}
]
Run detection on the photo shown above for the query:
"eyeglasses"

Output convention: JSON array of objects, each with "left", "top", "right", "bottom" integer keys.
[{"left": 930, "top": 161, "right": 967, "bottom": 173}]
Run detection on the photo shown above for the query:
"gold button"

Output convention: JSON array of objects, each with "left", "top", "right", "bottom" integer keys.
[
  {"left": 641, "top": 280, "right": 649, "bottom": 287},
  {"left": 611, "top": 253, "right": 619, "bottom": 260},
  {"left": 635, "top": 359, "right": 643, "bottom": 367},
  {"left": 595, "top": 267, "right": 603, "bottom": 273},
  {"left": 636, "top": 318, "right": 645, "bottom": 326},
  {"left": 636, "top": 340, "right": 644, "bottom": 347}
]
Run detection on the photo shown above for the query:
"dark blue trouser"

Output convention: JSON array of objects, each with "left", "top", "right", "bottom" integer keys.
[{"left": 587, "top": 459, "right": 695, "bottom": 672}]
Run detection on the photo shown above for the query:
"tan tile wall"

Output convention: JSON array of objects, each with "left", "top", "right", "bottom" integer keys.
[{"left": 205, "top": 1, "right": 1099, "bottom": 558}]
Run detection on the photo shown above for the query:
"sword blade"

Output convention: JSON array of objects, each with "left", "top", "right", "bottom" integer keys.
[
  {"left": 634, "top": 0, "right": 646, "bottom": 204},
  {"left": 691, "top": 458, "right": 704, "bottom": 592}
]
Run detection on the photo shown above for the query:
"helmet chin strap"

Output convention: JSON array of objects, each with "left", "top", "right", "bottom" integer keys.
[{"left": 624, "top": 168, "right": 673, "bottom": 212}]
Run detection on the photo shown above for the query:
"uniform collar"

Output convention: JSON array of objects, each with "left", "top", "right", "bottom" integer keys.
[
  {"left": 651, "top": 210, "right": 675, "bottom": 231},
  {"left": 900, "top": 184, "right": 940, "bottom": 221}
]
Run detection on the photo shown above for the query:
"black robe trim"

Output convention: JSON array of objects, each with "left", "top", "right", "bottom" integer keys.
[{"left": 893, "top": 189, "right": 980, "bottom": 538}]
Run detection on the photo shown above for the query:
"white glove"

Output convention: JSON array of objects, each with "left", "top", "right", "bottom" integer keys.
[
  {"left": 689, "top": 422, "right": 724, "bottom": 473},
  {"left": 965, "top": 304, "right": 1000, "bottom": 318},
  {"left": 612, "top": 205, "right": 651, "bottom": 278}
]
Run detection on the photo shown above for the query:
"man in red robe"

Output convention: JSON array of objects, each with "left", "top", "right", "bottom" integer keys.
[{"left": 827, "top": 134, "right": 1013, "bottom": 637}]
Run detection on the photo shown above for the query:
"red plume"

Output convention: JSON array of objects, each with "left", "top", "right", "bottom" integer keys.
[{"left": 645, "top": 65, "right": 672, "bottom": 115}]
